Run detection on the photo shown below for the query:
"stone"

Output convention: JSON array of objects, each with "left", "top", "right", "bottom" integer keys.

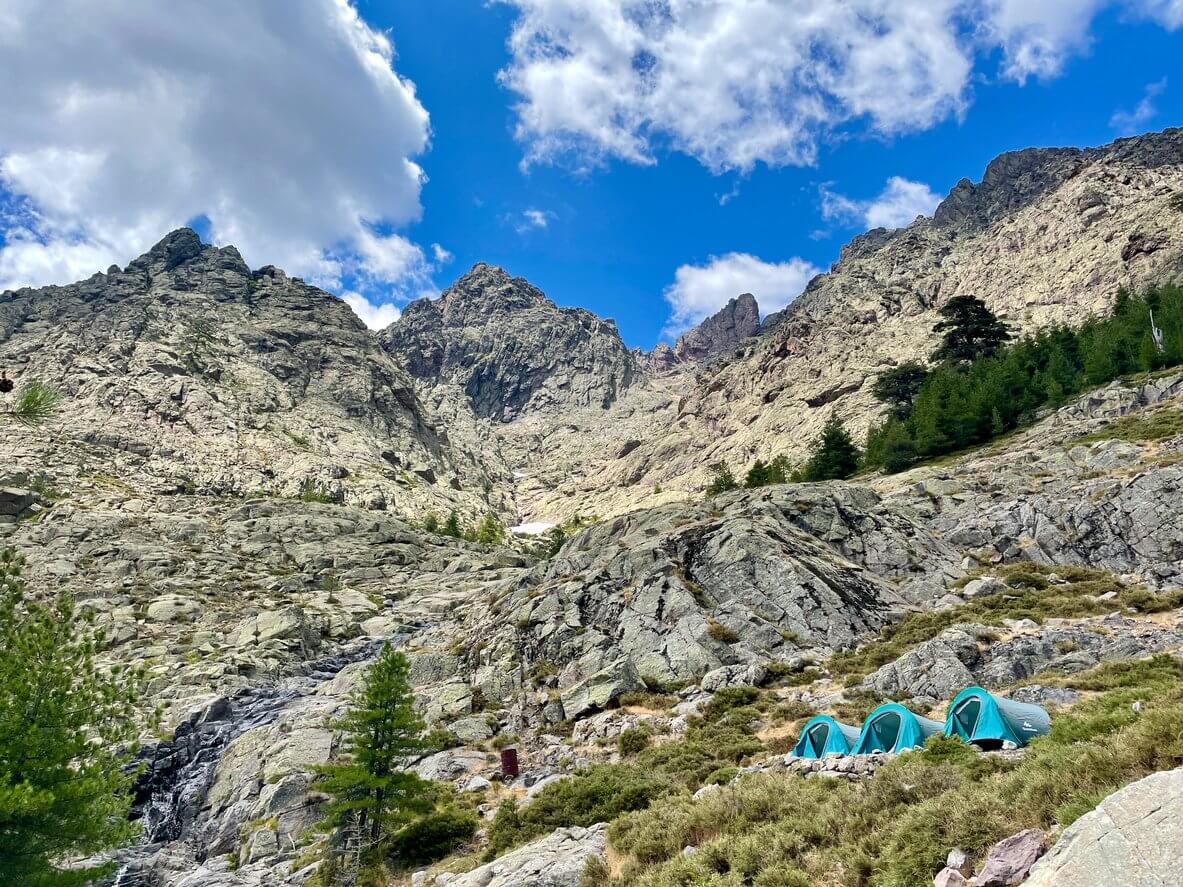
[
  {"left": 463, "top": 775, "right": 492, "bottom": 793},
  {"left": 961, "top": 577, "right": 1005, "bottom": 599},
  {"left": 934, "top": 868, "right": 968, "bottom": 887},
  {"left": 560, "top": 659, "right": 642, "bottom": 720},
  {"left": 380, "top": 263, "right": 636, "bottom": 421},
  {"left": 1023, "top": 768, "right": 1183, "bottom": 887},
  {"left": 147, "top": 595, "right": 202, "bottom": 623},
  {"left": 428, "top": 823, "right": 607, "bottom": 887},
  {"left": 449, "top": 716, "right": 495, "bottom": 743},
  {"left": 970, "top": 828, "right": 1045, "bottom": 886}
]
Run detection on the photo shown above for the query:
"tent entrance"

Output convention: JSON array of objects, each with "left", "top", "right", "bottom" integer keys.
[
  {"left": 806, "top": 723, "right": 831, "bottom": 757},
  {"left": 866, "top": 711, "right": 902, "bottom": 752},
  {"left": 950, "top": 697, "right": 1002, "bottom": 750}
]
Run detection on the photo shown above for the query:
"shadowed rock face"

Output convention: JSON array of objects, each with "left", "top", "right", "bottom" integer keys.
[
  {"left": 674, "top": 293, "right": 762, "bottom": 364},
  {"left": 379, "top": 263, "right": 637, "bottom": 421},
  {"left": 447, "top": 483, "right": 960, "bottom": 719}
]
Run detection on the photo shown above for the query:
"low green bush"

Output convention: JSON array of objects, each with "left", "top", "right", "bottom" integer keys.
[
  {"left": 387, "top": 807, "right": 479, "bottom": 868},
  {"left": 829, "top": 564, "right": 1174, "bottom": 683},
  {"left": 600, "top": 655, "right": 1183, "bottom": 887}
]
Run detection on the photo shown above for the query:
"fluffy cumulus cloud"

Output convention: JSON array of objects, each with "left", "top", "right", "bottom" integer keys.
[
  {"left": 822, "top": 177, "right": 943, "bottom": 230},
  {"left": 498, "top": 0, "right": 1183, "bottom": 173},
  {"left": 663, "top": 253, "right": 820, "bottom": 338},
  {"left": 0, "top": 0, "right": 439, "bottom": 327}
]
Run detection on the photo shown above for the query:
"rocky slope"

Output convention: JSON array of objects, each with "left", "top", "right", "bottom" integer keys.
[
  {"left": 2, "top": 129, "right": 1183, "bottom": 887},
  {"left": 380, "top": 263, "right": 637, "bottom": 421},
  {"left": 521, "top": 128, "right": 1183, "bottom": 522},
  {"left": 0, "top": 229, "right": 510, "bottom": 520}
]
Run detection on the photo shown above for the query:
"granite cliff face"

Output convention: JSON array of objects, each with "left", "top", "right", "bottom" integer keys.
[
  {"left": 379, "top": 263, "right": 637, "bottom": 421},
  {"left": 675, "top": 292, "right": 761, "bottom": 363},
  {"left": 522, "top": 128, "right": 1183, "bottom": 521},
  {"left": 3, "top": 129, "right": 1183, "bottom": 887},
  {"left": 0, "top": 229, "right": 509, "bottom": 519}
]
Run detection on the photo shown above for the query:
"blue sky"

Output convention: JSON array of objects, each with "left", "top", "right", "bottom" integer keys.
[{"left": 1, "top": 1, "right": 1181, "bottom": 348}]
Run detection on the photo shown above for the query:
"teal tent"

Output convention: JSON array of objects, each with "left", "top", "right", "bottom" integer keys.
[
  {"left": 853, "top": 703, "right": 944, "bottom": 754},
  {"left": 944, "top": 687, "right": 1050, "bottom": 749},
  {"left": 792, "top": 715, "right": 862, "bottom": 759}
]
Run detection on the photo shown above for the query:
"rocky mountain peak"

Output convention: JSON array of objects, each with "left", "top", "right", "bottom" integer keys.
[
  {"left": 381, "top": 266, "right": 636, "bottom": 421},
  {"left": 674, "top": 293, "right": 762, "bottom": 363}
]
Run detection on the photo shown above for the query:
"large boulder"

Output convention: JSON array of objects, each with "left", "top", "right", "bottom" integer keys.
[
  {"left": 1023, "top": 768, "right": 1183, "bottom": 887},
  {"left": 425, "top": 824, "right": 607, "bottom": 887}
]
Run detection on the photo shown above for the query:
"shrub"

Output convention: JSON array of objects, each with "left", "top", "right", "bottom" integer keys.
[
  {"left": 702, "top": 686, "right": 761, "bottom": 721},
  {"left": 618, "top": 726, "right": 652, "bottom": 756},
  {"left": 485, "top": 765, "right": 676, "bottom": 859},
  {"left": 828, "top": 563, "right": 1169, "bottom": 683},
  {"left": 705, "top": 462, "right": 739, "bottom": 496},
  {"left": 606, "top": 655, "right": 1183, "bottom": 887},
  {"left": 387, "top": 807, "right": 478, "bottom": 868},
  {"left": 706, "top": 618, "right": 740, "bottom": 643}
]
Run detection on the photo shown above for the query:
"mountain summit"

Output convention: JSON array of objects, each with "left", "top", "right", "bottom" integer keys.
[{"left": 380, "top": 263, "right": 636, "bottom": 421}]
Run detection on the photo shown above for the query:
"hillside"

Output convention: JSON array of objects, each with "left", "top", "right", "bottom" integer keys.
[
  {"left": 517, "top": 128, "right": 1183, "bottom": 523},
  {"left": 2, "top": 128, "right": 1183, "bottom": 887}
]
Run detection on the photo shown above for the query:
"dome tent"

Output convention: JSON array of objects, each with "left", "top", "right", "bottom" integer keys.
[
  {"left": 792, "top": 715, "right": 862, "bottom": 759},
  {"left": 853, "top": 702, "right": 944, "bottom": 754},
  {"left": 944, "top": 687, "right": 1050, "bottom": 749}
]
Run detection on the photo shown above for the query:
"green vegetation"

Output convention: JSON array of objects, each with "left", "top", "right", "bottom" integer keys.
[
  {"left": 386, "top": 802, "right": 478, "bottom": 869},
  {"left": 2, "top": 379, "right": 61, "bottom": 427},
  {"left": 797, "top": 414, "right": 861, "bottom": 481},
  {"left": 468, "top": 512, "right": 507, "bottom": 546},
  {"left": 597, "top": 655, "right": 1183, "bottom": 887},
  {"left": 443, "top": 510, "right": 463, "bottom": 538},
  {"left": 828, "top": 564, "right": 1181, "bottom": 685},
  {"left": 931, "top": 294, "right": 1013, "bottom": 364},
  {"left": 1075, "top": 407, "right": 1183, "bottom": 444},
  {"left": 487, "top": 698, "right": 766, "bottom": 859},
  {"left": 743, "top": 455, "right": 792, "bottom": 488},
  {"left": 872, "top": 361, "right": 929, "bottom": 419},
  {"left": 0, "top": 549, "right": 149, "bottom": 885},
  {"left": 299, "top": 480, "right": 335, "bottom": 504},
  {"left": 705, "top": 462, "right": 740, "bottom": 497},
  {"left": 315, "top": 644, "right": 434, "bottom": 851},
  {"left": 543, "top": 513, "right": 598, "bottom": 558},
  {"left": 866, "top": 285, "right": 1183, "bottom": 472}
]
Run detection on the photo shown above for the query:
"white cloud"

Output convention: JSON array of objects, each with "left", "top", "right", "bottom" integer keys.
[
  {"left": 663, "top": 253, "right": 820, "bottom": 338},
  {"left": 0, "top": 0, "right": 435, "bottom": 310},
  {"left": 341, "top": 290, "right": 402, "bottom": 330},
  {"left": 822, "top": 176, "right": 942, "bottom": 231},
  {"left": 497, "top": 0, "right": 1183, "bottom": 173},
  {"left": 523, "top": 208, "right": 554, "bottom": 229},
  {"left": 432, "top": 243, "right": 454, "bottom": 263},
  {"left": 513, "top": 207, "right": 556, "bottom": 232},
  {"left": 1110, "top": 78, "right": 1168, "bottom": 134}
]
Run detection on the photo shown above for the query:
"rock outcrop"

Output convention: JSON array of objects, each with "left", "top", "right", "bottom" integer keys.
[
  {"left": 521, "top": 128, "right": 1183, "bottom": 519},
  {"left": 420, "top": 824, "right": 607, "bottom": 887},
  {"left": 673, "top": 293, "right": 762, "bottom": 364},
  {"left": 380, "top": 263, "right": 636, "bottom": 421},
  {"left": 1023, "top": 768, "right": 1183, "bottom": 887},
  {"left": 0, "top": 229, "right": 508, "bottom": 520},
  {"left": 438, "top": 483, "right": 960, "bottom": 723}
]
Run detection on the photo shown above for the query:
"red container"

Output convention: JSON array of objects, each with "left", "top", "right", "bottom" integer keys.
[{"left": 500, "top": 747, "right": 519, "bottom": 779}]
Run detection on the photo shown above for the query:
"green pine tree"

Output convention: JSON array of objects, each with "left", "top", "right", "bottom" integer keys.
[
  {"left": 704, "top": 463, "right": 739, "bottom": 497},
  {"left": 315, "top": 644, "right": 434, "bottom": 850},
  {"left": 802, "top": 415, "right": 861, "bottom": 481},
  {"left": 0, "top": 549, "right": 148, "bottom": 886},
  {"left": 474, "top": 513, "right": 506, "bottom": 545},
  {"left": 743, "top": 459, "right": 770, "bottom": 489},
  {"left": 872, "top": 361, "right": 929, "bottom": 419},
  {"left": 442, "top": 510, "right": 462, "bottom": 538},
  {"left": 932, "top": 295, "right": 1012, "bottom": 364},
  {"left": 1, "top": 379, "right": 61, "bottom": 426}
]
